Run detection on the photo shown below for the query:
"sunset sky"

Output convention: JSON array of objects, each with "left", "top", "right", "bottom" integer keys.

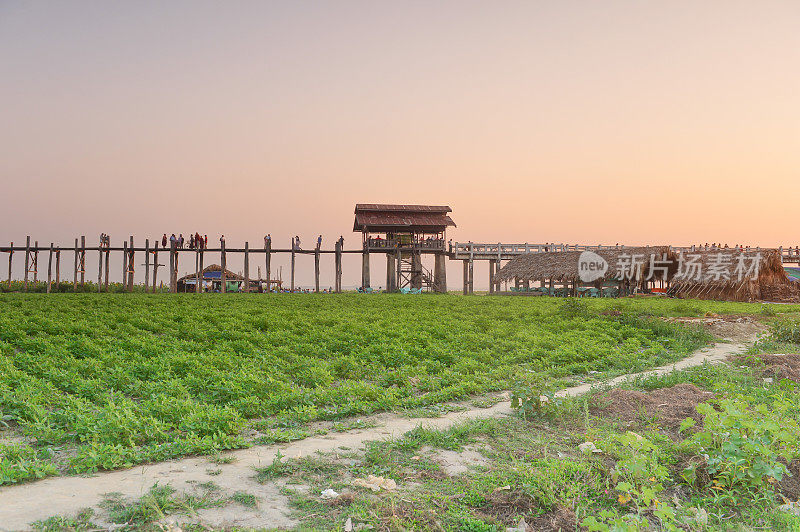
[{"left": 1, "top": 1, "right": 799, "bottom": 288}]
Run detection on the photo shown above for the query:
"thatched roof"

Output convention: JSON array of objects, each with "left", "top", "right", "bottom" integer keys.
[
  {"left": 177, "top": 264, "right": 245, "bottom": 283},
  {"left": 494, "top": 246, "right": 675, "bottom": 284},
  {"left": 667, "top": 248, "right": 800, "bottom": 302},
  {"left": 353, "top": 204, "right": 456, "bottom": 232}
]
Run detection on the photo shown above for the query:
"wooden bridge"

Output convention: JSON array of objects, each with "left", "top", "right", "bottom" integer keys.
[
  {"left": 451, "top": 242, "right": 800, "bottom": 263},
  {"left": 2, "top": 236, "right": 798, "bottom": 296},
  {"left": 450, "top": 242, "right": 800, "bottom": 295}
]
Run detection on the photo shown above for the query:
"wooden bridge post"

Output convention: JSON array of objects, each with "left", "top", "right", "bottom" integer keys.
[
  {"left": 290, "top": 238, "right": 295, "bottom": 292},
  {"left": 152, "top": 242, "right": 159, "bottom": 293},
  {"left": 244, "top": 241, "right": 250, "bottom": 293},
  {"left": 361, "top": 236, "right": 370, "bottom": 289},
  {"left": 6, "top": 242, "right": 11, "bottom": 287},
  {"left": 97, "top": 237, "right": 103, "bottom": 292},
  {"left": 55, "top": 248, "right": 61, "bottom": 287},
  {"left": 173, "top": 242, "right": 180, "bottom": 293},
  {"left": 488, "top": 259, "right": 496, "bottom": 294},
  {"left": 80, "top": 236, "right": 85, "bottom": 287},
  {"left": 386, "top": 253, "right": 394, "bottom": 292},
  {"left": 220, "top": 240, "right": 227, "bottom": 293},
  {"left": 122, "top": 240, "right": 128, "bottom": 291},
  {"left": 434, "top": 253, "right": 447, "bottom": 293},
  {"left": 395, "top": 247, "right": 401, "bottom": 291},
  {"left": 198, "top": 246, "right": 204, "bottom": 293},
  {"left": 104, "top": 237, "right": 110, "bottom": 291},
  {"left": 468, "top": 244, "right": 474, "bottom": 294},
  {"left": 73, "top": 237, "right": 78, "bottom": 291},
  {"left": 23, "top": 236, "right": 30, "bottom": 291},
  {"left": 462, "top": 259, "right": 468, "bottom": 295},
  {"left": 144, "top": 239, "right": 150, "bottom": 291},
  {"left": 411, "top": 251, "right": 422, "bottom": 289},
  {"left": 264, "top": 239, "right": 271, "bottom": 292},
  {"left": 334, "top": 240, "right": 342, "bottom": 293},
  {"left": 47, "top": 243, "right": 54, "bottom": 293},
  {"left": 33, "top": 241, "right": 39, "bottom": 284},
  {"left": 194, "top": 246, "right": 200, "bottom": 293},
  {"left": 125, "top": 235, "right": 131, "bottom": 292},
  {"left": 314, "top": 248, "right": 321, "bottom": 293}
]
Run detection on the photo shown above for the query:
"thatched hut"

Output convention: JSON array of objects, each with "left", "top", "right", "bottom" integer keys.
[
  {"left": 177, "top": 264, "right": 246, "bottom": 293},
  {"left": 667, "top": 248, "right": 800, "bottom": 303},
  {"left": 494, "top": 246, "right": 676, "bottom": 295}
]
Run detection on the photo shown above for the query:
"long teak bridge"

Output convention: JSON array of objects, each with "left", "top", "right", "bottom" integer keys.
[{"left": 2, "top": 202, "right": 798, "bottom": 294}]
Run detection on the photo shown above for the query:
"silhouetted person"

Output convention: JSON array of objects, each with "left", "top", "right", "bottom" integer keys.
[{"left": 162, "top": 234, "right": 168, "bottom": 247}]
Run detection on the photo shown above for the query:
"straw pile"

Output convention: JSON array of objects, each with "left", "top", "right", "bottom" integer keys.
[
  {"left": 494, "top": 246, "right": 676, "bottom": 285},
  {"left": 667, "top": 248, "right": 800, "bottom": 303}
]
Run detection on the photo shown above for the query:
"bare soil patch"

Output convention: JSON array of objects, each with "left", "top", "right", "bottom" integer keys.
[
  {"left": 779, "top": 459, "right": 800, "bottom": 500},
  {"left": 590, "top": 383, "right": 714, "bottom": 438},
  {"left": 479, "top": 489, "right": 539, "bottom": 522},
  {"left": 477, "top": 490, "right": 577, "bottom": 532},
  {"left": 426, "top": 445, "right": 489, "bottom": 476},
  {"left": 527, "top": 505, "right": 578, "bottom": 532},
  {"left": 663, "top": 314, "right": 766, "bottom": 343},
  {"left": 740, "top": 353, "right": 800, "bottom": 383}
]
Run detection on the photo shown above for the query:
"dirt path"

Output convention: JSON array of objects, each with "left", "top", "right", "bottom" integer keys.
[{"left": 0, "top": 340, "right": 750, "bottom": 531}]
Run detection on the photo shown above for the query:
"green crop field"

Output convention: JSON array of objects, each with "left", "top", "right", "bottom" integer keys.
[{"left": 1, "top": 293, "right": 798, "bottom": 485}]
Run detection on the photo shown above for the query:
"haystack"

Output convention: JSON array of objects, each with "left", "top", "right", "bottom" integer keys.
[
  {"left": 667, "top": 248, "right": 800, "bottom": 303},
  {"left": 494, "top": 246, "right": 676, "bottom": 286}
]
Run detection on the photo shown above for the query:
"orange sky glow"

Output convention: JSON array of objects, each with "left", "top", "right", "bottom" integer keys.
[{"left": 1, "top": 1, "right": 799, "bottom": 287}]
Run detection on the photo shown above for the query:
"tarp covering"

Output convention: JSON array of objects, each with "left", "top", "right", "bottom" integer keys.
[{"left": 785, "top": 267, "right": 800, "bottom": 282}]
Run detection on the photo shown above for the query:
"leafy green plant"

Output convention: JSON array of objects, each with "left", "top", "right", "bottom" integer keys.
[
  {"left": 583, "top": 432, "right": 679, "bottom": 532},
  {"left": 511, "top": 389, "right": 560, "bottom": 421},
  {"left": 680, "top": 396, "right": 799, "bottom": 494}
]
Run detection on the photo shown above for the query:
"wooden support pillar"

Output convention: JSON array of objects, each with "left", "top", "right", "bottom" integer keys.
[
  {"left": 468, "top": 257, "right": 474, "bottom": 294},
  {"left": 334, "top": 240, "right": 342, "bottom": 293},
  {"left": 489, "top": 259, "right": 496, "bottom": 294},
  {"left": 23, "top": 236, "right": 30, "bottom": 291},
  {"left": 220, "top": 240, "right": 227, "bottom": 293},
  {"left": 194, "top": 247, "right": 200, "bottom": 294},
  {"left": 144, "top": 239, "right": 150, "bottom": 292},
  {"left": 314, "top": 245, "right": 320, "bottom": 293},
  {"left": 104, "top": 237, "right": 110, "bottom": 291},
  {"left": 47, "top": 243, "right": 54, "bottom": 293},
  {"left": 168, "top": 242, "right": 174, "bottom": 293},
  {"left": 80, "top": 236, "right": 85, "bottom": 287},
  {"left": 361, "top": 238, "right": 370, "bottom": 289},
  {"left": 97, "top": 237, "right": 103, "bottom": 292},
  {"left": 122, "top": 241, "right": 128, "bottom": 290},
  {"left": 434, "top": 253, "right": 447, "bottom": 293},
  {"left": 386, "top": 253, "right": 394, "bottom": 291},
  {"left": 396, "top": 247, "right": 402, "bottom": 291},
  {"left": 33, "top": 241, "right": 39, "bottom": 283},
  {"left": 264, "top": 239, "right": 271, "bottom": 292},
  {"left": 244, "top": 241, "right": 250, "bottom": 293},
  {"left": 55, "top": 249, "right": 60, "bottom": 286},
  {"left": 6, "top": 243, "right": 12, "bottom": 287},
  {"left": 290, "top": 238, "right": 296, "bottom": 291},
  {"left": 462, "top": 260, "right": 469, "bottom": 295},
  {"left": 198, "top": 248, "right": 204, "bottom": 293},
  {"left": 152, "top": 243, "right": 159, "bottom": 293},
  {"left": 173, "top": 243, "right": 180, "bottom": 293},
  {"left": 411, "top": 252, "right": 422, "bottom": 289},
  {"left": 127, "top": 236, "right": 134, "bottom": 291},
  {"left": 73, "top": 237, "right": 78, "bottom": 291}
]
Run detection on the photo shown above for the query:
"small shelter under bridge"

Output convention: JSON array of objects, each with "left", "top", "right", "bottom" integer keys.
[{"left": 354, "top": 204, "right": 455, "bottom": 292}]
